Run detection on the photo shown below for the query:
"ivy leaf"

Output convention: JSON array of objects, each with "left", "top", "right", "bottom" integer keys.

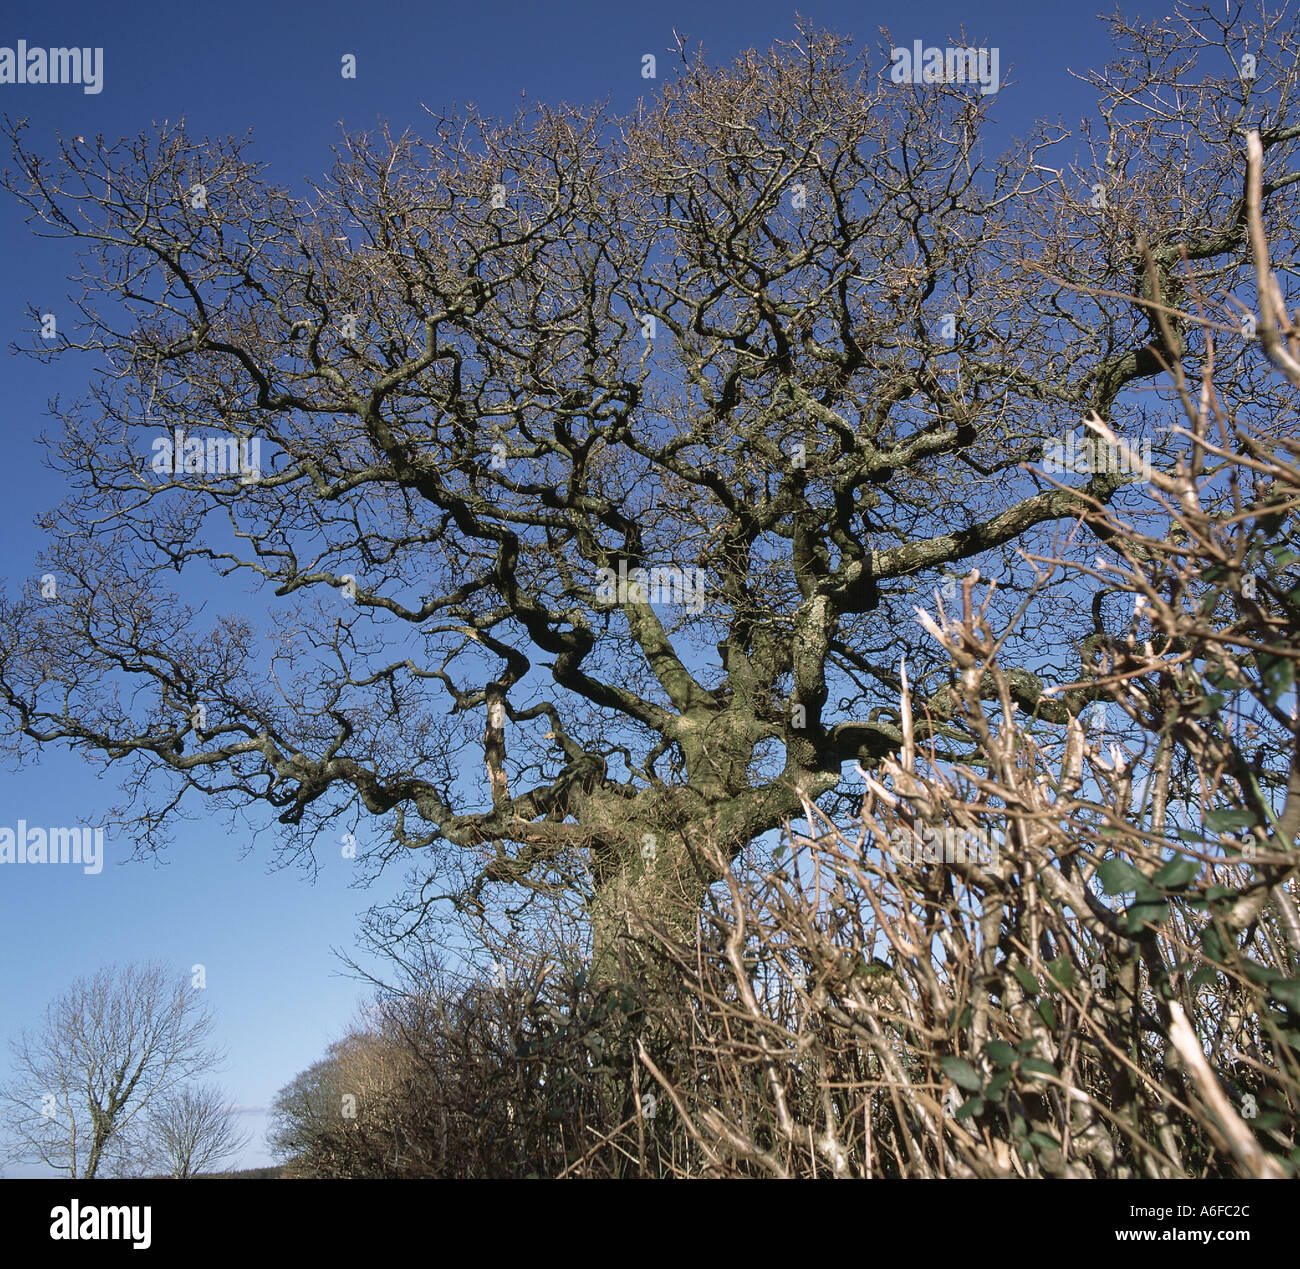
[
  {"left": 1202, "top": 924, "right": 1231, "bottom": 963},
  {"left": 1152, "top": 855, "right": 1200, "bottom": 890},
  {"left": 1124, "top": 897, "right": 1168, "bottom": 933},
  {"left": 1257, "top": 508, "right": 1287, "bottom": 537},
  {"left": 1257, "top": 652, "right": 1295, "bottom": 707},
  {"left": 984, "top": 1040, "right": 1017, "bottom": 1068},
  {"left": 1046, "top": 958, "right": 1075, "bottom": 992},
  {"left": 1097, "top": 858, "right": 1144, "bottom": 894},
  {"left": 985, "top": 1070, "right": 1013, "bottom": 1099},
  {"left": 940, "top": 1056, "right": 983, "bottom": 1091},
  {"left": 1204, "top": 808, "right": 1256, "bottom": 835},
  {"left": 1011, "top": 963, "right": 1040, "bottom": 997},
  {"left": 1246, "top": 961, "right": 1282, "bottom": 987}
]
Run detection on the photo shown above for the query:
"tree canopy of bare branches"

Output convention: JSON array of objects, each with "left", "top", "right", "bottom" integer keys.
[
  {"left": 269, "top": 102, "right": 1300, "bottom": 1178},
  {"left": 0, "top": 962, "right": 222, "bottom": 1178},
  {"left": 0, "top": 6, "right": 1297, "bottom": 976},
  {"left": 132, "top": 1083, "right": 251, "bottom": 1178}
]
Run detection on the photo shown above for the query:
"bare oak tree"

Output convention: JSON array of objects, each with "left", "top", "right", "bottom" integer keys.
[
  {"left": 272, "top": 159, "right": 1300, "bottom": 1174},
  {"left": 135, "top": 1083, "right": 252, "bottom": 1178},
  {"left": 0, "top": 6, "right": 1297, "bottom": 974},
  {"left": 0, "top": 962, "right": 221, "bottom": 1178}
]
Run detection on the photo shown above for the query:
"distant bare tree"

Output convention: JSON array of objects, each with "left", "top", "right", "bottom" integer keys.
[
  {"left": 266, "top": 1041, "right": 354, "bottom": 1175},
  {"left": 0, "top": 962, "right": 221, "bottom": 1178},
  {"left": 136, "top": 1083, "right": 252, "bottom": 1178}
]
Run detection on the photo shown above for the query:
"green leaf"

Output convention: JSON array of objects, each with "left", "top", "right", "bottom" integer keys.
[
  {"left": 1202, "top": 924, "right": 1231, "bottom": 963},
  {"left": 1269, "top": 545, "right": 1300, "bottom": 567},
  {"left": 941, "top": 1056, "right": 983, "bottom": 1091},
  {"left": 1245, "top": 961, "right": 1281, "bottom": 987},
  {"left": 1152, "top": 855, "right": 1200, "bottom": 890},
  {"left": 1036, "top": 998, "right": 1058, "bottom": 1029},
  {"left": 1257, "top": 508, "right": 1287, "bottom": 537},
  {"left": 1258, "top": 652, "right": 1296, "bottom": 707},
  {"left": 1270, "top": 979, "right": 1300, "bottom": 1011},
  {"left": 1046, "top": 958, "right": 1076, "bottom": 992},
  {"left": 985, "top": 1040, "right": 1017, "bottom": 1068},
  {"left": 985, "top": 1070, "right": 1013, "bottom": 1099},
  {"left": 1097, "top": 858, "right": 1144, "bottom": 894},
  {"left": 1205, "top": 808, "right": 1257, "bottom": 835},
  {"left": 1028, "top": 1131, "right": 1059, "bottom": 1151},
  {"left": 1011, "top": 963, "right": 1040, "bottom": 997},
  {"left": 1021, "top": 1057, "right": 1058, "bottom": 1079},
  {"left": 954, "top": 1095, "right": 984, "bottom": 1120},
  {"left": 1124, "top": 898, "right": 1168, "bottom": 933}
]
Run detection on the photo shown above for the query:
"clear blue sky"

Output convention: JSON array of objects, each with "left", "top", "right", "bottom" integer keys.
[{"left": 0, "top": 0, "right": 1123, "bottom": 1173}]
